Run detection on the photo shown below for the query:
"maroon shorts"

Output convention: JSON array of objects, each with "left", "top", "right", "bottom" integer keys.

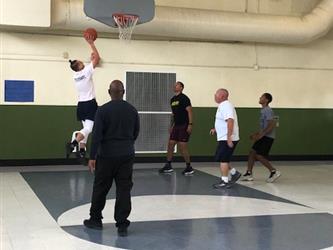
[{"left": 170, "top": 125, "right": 190, "bottom": 142}]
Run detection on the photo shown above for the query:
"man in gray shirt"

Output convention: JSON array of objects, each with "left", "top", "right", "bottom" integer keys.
[{"left": 242, "top": 93, "right": 281, "bottom": 183}]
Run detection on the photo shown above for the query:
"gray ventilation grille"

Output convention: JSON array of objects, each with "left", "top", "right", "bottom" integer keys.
[
  {"left": 126, "top": 72, "right": 175, "bottom": 112},
  {"left": 126, "top": 72, "right": 176, "bottom": 152},
  {"left": 135, "top": 113, "right": 172, "bottom": 152}
]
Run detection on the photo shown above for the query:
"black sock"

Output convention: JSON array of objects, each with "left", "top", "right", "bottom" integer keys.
[
  {"left": 79, "top": 148, "right": 85, "bottom": 152},
  {"left": 72, "top": 140, "right": 78, "bottom": 146},
  {"left": 167, "top": 161, "right": 172, "bottom": 165},
  {"left": 186, "top": 162, "right": 191, "bottom": 167}
]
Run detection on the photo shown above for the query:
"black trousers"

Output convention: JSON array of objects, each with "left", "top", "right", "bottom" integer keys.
[{"left": 89, "top": 155, "right": 134, "bottom": 228}]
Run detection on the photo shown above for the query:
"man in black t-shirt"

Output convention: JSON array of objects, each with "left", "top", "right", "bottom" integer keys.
[
  {"left": 83, "top": 80, "right": 140, "bottom": 237},
  {"left": 159, "top": 81, "right": 194, "bottom": 175}
]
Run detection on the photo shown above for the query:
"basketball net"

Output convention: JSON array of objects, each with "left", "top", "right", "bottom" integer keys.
[{"left": 113, "top": 13, "right": 139, "bottom": 41}]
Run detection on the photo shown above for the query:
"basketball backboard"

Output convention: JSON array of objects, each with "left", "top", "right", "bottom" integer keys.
[{"left": 84, "top": 0, "right": 155, "bottom": 28}]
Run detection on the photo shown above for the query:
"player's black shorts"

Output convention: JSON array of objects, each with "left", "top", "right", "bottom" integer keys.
[
  {"left": 77, "top": 99, "right": 98, "bottom": 121},
  {"left": 214, "top": 140, "right": 239, "bottom": 163},
  {"left": 252, "top": 136, "right": 274, "bottom": 157}
]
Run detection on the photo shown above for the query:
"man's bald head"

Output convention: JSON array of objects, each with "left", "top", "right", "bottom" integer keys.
[
  {"left": 215, "top": 88, "right": 229, "bottom": 103},
  {"left": 108, "top": 80, "right": 125, "bottom": 100},
  {"left": 217, "top": 88, "right": 229, "bottom": 98}
]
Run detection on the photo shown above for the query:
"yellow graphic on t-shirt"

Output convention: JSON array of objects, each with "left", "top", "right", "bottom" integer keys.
[{"left": 171, "top": 101, "right": 180, "bottom": 106}]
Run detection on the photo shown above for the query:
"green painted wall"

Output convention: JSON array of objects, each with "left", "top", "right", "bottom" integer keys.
[
  {"left": 1, "top": 105, "right": 333, "bottom": 160},
  {"left": 190, "top": 107, "right": 333, "bottom": 156},
  {"left": 1, "top": 105, "right": 81, "bottom": 159}
]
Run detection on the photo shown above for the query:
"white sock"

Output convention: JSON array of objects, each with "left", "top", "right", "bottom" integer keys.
[
  {"left": 230, "top": 168, "right": 236, "bottom": 175},
  {"left": 221, "top": 176, "right": 229, "bottom": 183}
]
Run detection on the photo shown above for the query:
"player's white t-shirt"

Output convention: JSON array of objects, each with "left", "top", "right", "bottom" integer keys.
[
  {"left": 73, "top": 62, "right": 96, "bottom": 102},
  {"left": 214, "top": 100, "right": 240, "bottom": 141}
]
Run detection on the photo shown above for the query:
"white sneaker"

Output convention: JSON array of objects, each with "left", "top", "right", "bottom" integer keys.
[
  {"left": 241, "top": 171, "right": 254, "bottom": 181},
  {"left": 266, "top": 170, "right": 281, "bottom": 183}
]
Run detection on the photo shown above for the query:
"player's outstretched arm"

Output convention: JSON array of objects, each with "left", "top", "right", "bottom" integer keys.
[
  {"left": 85, "top": 37, "right": 100, "bottom": 68},
  {"left": 90, "top": 42, "right": 100, "bottom": 68}
]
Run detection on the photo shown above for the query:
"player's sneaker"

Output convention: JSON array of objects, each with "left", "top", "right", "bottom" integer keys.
[
  {"left": 65, "top": 142, "right": 76, "bottom": 158},
  {"left": 213, "top": 180, "right": 232, "bottom": 189},
  {"left": 266, "top": 170, "right": 281, "bottom": 183},
  {"left": 77, "top": 148, "right": 86, "bottom": 158},
  {"left": 76, "top": 149, "right": 88, "bottom": 165},
  {"left": 182, "top": 166, "right": 194, "bottom": 176},
  {"left": 158, "top": 163, "right": 174, "bottom": 173},
  {"left": 242, "top": 171, "right": 254, "bottom": 181},
  {"left": 83, "top": 218, "right": 103, "bottom": 230},
  {"left": 117, "top": 227, "right": 128, "bottom": 237},
  {"left": 229, "top": 170, "right": 241, "bottom": 184}
]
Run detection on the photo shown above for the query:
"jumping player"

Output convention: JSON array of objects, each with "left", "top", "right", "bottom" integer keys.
[{"left": 66, "top": 33, "right": 100, "bottom": 160}]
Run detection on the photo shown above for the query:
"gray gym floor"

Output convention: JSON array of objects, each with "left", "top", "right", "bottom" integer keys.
[{"left": 1, "top": 162, "right": 333, "bottom": 250}]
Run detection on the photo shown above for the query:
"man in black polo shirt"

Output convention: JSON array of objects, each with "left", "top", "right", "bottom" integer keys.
[
  {"left": 83, "top": 80, "right": 140, "bottom": 237},
  {"left": 159, "top": 81, "right": 194, "bottom": 175}
]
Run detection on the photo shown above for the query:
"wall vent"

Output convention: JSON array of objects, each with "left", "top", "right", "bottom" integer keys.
[{"left": 126, "top": 72, "right": 175, "bottom": 153}]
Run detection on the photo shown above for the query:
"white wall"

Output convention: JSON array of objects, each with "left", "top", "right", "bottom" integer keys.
[
  {"left": 0, "top": 0, "right": 50, "bottom": 27},
  {"left": 155, "top": 0, "right": 320, "bottom": 14},
  {"left": 155, "top": 0, "right": 247, "bottom": 12},
  {"left": 1, "top": 31, "right": 333, "bottom": 108}
]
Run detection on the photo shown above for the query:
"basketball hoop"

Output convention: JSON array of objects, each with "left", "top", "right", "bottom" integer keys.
[{"left": 112, "top": 13, "right": 139, "bottom": 41}]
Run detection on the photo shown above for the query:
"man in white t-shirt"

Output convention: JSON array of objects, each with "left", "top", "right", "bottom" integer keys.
[
  {"left": 66, "top": 34, "right": 100, "bottom": 161},
  {"left": 210, "top": 88, "right": 241, "bottom": 188}
]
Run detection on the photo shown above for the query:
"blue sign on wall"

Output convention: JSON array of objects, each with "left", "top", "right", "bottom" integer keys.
[{"left": 5, "top": 80, "right": 34, "bottom": 102}]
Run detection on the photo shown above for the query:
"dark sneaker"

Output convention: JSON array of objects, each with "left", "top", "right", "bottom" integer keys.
[
  {"left": 65, "top": 142, "right": 76, "bottom": 158},
  {"left": 158, "top": 163, "right": 174, "bottom": 173},
  {"left": 213, "top": 180, "right": 232, "bottom": 189},
  {"left": 241, "top": 171, "right": 254, "bottom": 181},
  {"left": 117, "top": 227, "right": 128, "bottom": 237},
  {"left": 78, "top": 149, "right": 86, "bottom": 158},
  {"left": 75, "top": 149, "right": 88, "bottom": 165},
  {"left": 229, "top": 171, "right": 241, "bottom": 184},
  {"left": 182, "top": 166, "right": 194, "bottom": 176},
  {"left": 266, "top": 170, "right": 281, "bottom": 183},
  {"left": 83, "top": 218, "right": 103, "bottom": 230}
]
